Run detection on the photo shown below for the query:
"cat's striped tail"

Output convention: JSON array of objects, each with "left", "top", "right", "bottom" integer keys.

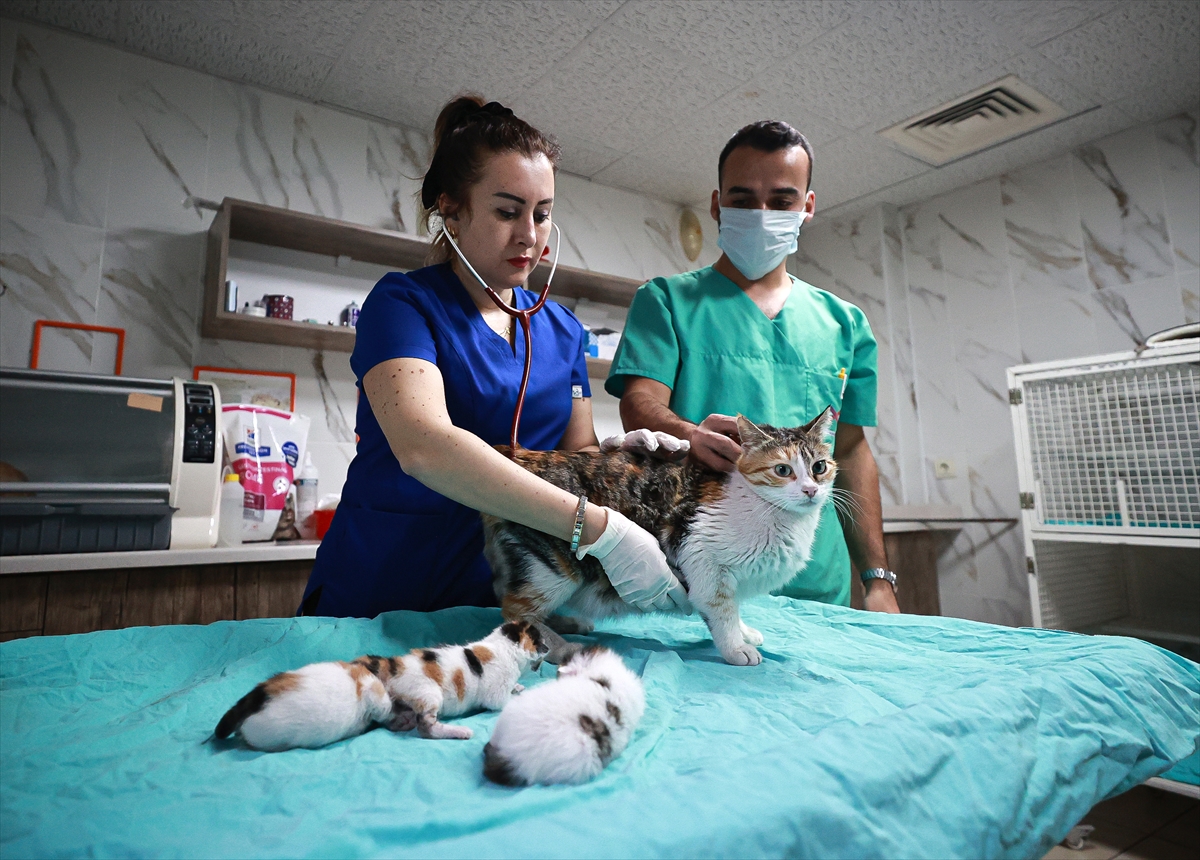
[{"left": 214, "top": 684, "right": 268, "bottom": 739}]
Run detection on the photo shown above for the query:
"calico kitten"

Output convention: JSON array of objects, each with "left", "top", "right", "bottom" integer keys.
[
  {"left": 485, "top": 409, "right": 838, "bottom": 666},
  {"left": 213, "top": 621, "right": 547, "bottom": 750},
  {"left": 483, "top": 646, "right": 645, "bottom": 786}
]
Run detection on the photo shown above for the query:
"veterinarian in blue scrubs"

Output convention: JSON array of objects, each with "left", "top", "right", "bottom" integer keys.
[
  {"left": 608, "top": 120, "right": 901, "bottom": 614},
  {"left": 301, "top": 97, "right": 689, "bottom": 619}
]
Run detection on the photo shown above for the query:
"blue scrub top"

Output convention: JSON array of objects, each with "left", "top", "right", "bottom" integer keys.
[{"left": 303, "top": 262, "right": 591, "bottom": 618}]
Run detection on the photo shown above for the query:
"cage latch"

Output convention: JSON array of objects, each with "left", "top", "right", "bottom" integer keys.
[
  {"left": 1008, "top": 388, "right": 1023, "bottom": 405},
  {"left": 1026, "top": 557, "right": 1036, "bottom": 576},
  {"left": 1019, "top": 492, "right": 1035, "bottom": 510}
]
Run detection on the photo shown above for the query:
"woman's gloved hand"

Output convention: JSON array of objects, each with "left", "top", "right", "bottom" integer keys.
[
  {"left": 599, "top": 428, "right": 691, "bottom": 461},
  {"left": 576, "top": 507, "right": 692, "bottom": 614}
]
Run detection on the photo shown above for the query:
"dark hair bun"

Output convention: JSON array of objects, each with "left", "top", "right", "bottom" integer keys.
[
  {"left": 432, "top": 95, "right": 485, "bottom": 152},
  {"left": 420, "top": 94, "right": 562, "bottom": 233}
]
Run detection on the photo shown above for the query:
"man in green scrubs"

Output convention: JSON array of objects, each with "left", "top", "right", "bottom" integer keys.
[{"left": 606, "top": 120, "right": 900, "bottom": 613}]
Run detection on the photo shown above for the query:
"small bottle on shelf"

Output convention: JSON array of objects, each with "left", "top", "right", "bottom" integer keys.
[
  {"left": 218, "top": 472, "right": 244, "bottom": 547},
  {"left": 295, "top": 452, "right": 319, "bottom": 540}
]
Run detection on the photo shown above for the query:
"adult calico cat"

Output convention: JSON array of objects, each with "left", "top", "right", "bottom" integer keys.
[{"left": 485, "top": 409, "right": 838, "bottom": 666}]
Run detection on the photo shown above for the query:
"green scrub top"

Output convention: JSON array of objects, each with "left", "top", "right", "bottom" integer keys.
[{"left": 606, "top": 265, "right": 879, "bottom": 606}]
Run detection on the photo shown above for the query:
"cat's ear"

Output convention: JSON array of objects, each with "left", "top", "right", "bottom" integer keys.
[
  {"left": 803, "top": 406, "right": 836, "bottom": 440},
  {"left": 736, "top": 414, "right": 772, "bottom": 447}
]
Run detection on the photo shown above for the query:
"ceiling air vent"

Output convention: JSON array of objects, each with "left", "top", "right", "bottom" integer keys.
[{"left": 879, "top": 75, "right": 1066, "bottom": 165}]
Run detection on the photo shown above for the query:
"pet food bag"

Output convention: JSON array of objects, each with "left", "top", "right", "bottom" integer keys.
[{"left": 221, "top": 404, "right": 311, "bottom": 542}]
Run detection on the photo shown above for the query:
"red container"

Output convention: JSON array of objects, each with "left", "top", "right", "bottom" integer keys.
[
  {"left": 263, "top": 294, "right": 294, "bottom": 320},
  {"left": 314, "top": 508, "right": 336, "bottom": 540}
]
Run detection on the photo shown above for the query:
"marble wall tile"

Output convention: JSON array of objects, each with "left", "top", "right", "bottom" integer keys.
[
  {"left": 901, "top": 199, "right": 956, "bottom": 508},
  {"left": 106, "top": 53, "right": 214, "bottom": 234},
  {"left": 1001, "top": 155, "right": 1091, "bottom": 308},
  {"left": 354, "top": 121, "right": 431, "bottom": 235},
  {"left": 0, "top": 17, "right": 16, "bottom": 108},
  {"left": 288, "top": 101, "right": 367, "bottom": 223},
  {"left": 0, "top": 25, "right": 119, "bottom": 228},
  {"left": 1091, "top": 274, "right": 1188, "bottom": 352},
  {"left": 954, "top": 336, "right": 1021, "bottom": 459},
  {"left": 791, "top": 209, "right": 904, "bottom": 505},
  {"left": 0, "top": 213, "right": 103, "bottom": 369},
  {"left": 94, "top": 228, "right": 206, "bottom": 379},
  {"left": 880, "top": 205, "right": 925, "bottom": 506},
  {"left": 1073, "top": 124, "right": 1175, "bottom": 290},
  {"left": 1015, "top": 289, "right": 1101, "bottom": 364},
  {"left": 937, "top": 525, "right": 1030, "bottom": 627},
  {"left": 204, "top": 80, "right": 295, "bottom": 209},
  {"left": 1181, "top": 269, "right": 1199, "bottom": 324},
  {"left": 938, "top": 180, "right": 1016, "bottom": 331},
  {"left": 552, "top": 175, "right": 717, "bottom": 282},
  {"left": 1155, "top": 110, "right": 1200, "bottom": 273}
]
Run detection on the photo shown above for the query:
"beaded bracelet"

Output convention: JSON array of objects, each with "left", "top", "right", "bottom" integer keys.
[{"left": 569, "top": 494, "right": 588, "bottom": 554}]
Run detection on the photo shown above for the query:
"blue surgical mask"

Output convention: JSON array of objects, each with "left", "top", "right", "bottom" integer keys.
[{"left": 717, "top": 208, "right": 806, "bottom": 281}]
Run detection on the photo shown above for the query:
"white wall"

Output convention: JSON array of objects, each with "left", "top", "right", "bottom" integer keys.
[
  {"left": 791, "top": 110, "right": 1199, "bottom": 626},
  {"left": 0, "top": 19, "right": 719, "bottom": 496}
]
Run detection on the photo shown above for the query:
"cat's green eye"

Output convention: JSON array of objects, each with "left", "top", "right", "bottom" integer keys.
[
  {"left": 812, "top": 461, "right": 827, "bottom": 476},
  {"left": 773, "top": 464, "right": 794, "bottom": 478}
]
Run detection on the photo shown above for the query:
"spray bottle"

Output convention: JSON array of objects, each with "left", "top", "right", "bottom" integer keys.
[{"left": 295, "top": 452, "right": 319, "bottom": 540}]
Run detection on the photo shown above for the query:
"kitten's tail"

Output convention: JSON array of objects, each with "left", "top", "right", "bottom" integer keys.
[
  {"left": 214, "top": 683, "right": 268, "bottom": 739},
  {"left": 483, "top": 741, "right": 521, "bottom": 786}
]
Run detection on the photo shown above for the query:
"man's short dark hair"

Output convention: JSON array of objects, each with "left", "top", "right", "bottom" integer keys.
[{"left": 717, "top": 120, "right": 813, "bottom": 192}]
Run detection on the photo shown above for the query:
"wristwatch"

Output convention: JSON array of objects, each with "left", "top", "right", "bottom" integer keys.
[{"left": 860, "top": 568, "right": 898, "bottom": 594}]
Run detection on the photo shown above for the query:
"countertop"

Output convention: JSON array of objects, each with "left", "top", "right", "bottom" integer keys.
[
  {"left": 0, "top": 540, "right": 321, "bottom": 575},
  {"left": 1, "top": 506, "right": 975, "bottom": 575}
]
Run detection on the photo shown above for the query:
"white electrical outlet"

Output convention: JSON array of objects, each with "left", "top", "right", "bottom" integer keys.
[{"left": 934, "top": 458, "right": 956, "bottom": 479}]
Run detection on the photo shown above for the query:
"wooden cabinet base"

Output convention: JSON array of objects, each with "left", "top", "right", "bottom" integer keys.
[
  {"left": 2, "top": 532, "right": 941, "bottom": 641},
  {"left": 1, "top": 561, "right": 313, "bottom": 640},
  {"left": 850, "top": 532, "right": 941, "bottom": 616}
]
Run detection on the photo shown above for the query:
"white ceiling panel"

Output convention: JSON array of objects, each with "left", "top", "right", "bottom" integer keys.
[
  {"left": 809, "top": 134, "right": 930, "bottom": 209},
  {"left": 548, "top": 130, "right": 629, "bottom": 179},
  {"left": 832, "top": 102, "right": 1138, "bottom": 219},
  {"left": 774, "top": 0, "right": 1023, "bottom": 134},
  {"left": 119, "top": 0, "right": 364, "bottom": 99},
  {"left": 1037, "top": 0, "right": 1200, "bottom": 105},
  {"left": 1, "top": 0, "right": 124, "bottom": 41},
  {"left": 590, "top": 149, "right": 721, "bottom": 208},
  {"left": 966, "top": 0, "right": 1121, "bottom": 50},
  {"left": 3, "top": 0, "right": 1196, "bottom": 213},
  {"left": 509, "top": 25, "right": 744, "bottom": 153},
  {"left": 601, "top": 0, "right": 855, "bottom": 82}
]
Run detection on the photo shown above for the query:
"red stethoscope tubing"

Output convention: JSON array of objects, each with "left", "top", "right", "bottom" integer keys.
[{"left": 442, "top": 222, "right": 562, "bottom": 453}]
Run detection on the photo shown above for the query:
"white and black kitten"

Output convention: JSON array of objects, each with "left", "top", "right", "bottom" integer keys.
[{"left": 484, "top": 645, "right": 645, "bottom": 786}]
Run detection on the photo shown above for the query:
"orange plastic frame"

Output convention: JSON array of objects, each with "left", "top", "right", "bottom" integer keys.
[
  {"left": 31, "top": 320, "right": 126, "bottom": 375},
  {"left": 192, "top": 365, "right": 297, "bottom": 412}
]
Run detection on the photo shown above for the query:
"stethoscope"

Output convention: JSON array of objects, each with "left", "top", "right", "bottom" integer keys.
[{"left": 440, "top": 219, "right": 562, "bottom": 453}]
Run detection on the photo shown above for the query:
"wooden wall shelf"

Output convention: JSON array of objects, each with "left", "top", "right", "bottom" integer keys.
[{"left": 203, "top": 197, "right": 644, "bottom": 354}]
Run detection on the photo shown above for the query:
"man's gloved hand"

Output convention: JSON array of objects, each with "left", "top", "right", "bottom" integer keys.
[
  {"left": 598, "top": 428, "right": 691, "bottom": 461},
  {"left": 576, "top": 507, "right": 692, "bottom": 614}
]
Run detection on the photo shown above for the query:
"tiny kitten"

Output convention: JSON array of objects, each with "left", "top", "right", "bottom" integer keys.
[
  {"left": 214, "top": 621, "right": 548, "bottom": 750},
  {"left": 484, "top": 646, "right": 645, "bottom": 786},
  {"left": 486, "top": 409, "right": 838, "bottom": 666}
]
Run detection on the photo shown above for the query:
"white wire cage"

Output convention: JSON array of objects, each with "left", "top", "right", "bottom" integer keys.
[
  {"left": 1009, "top": 337, "right": 1200, "bottom": 799},
  {"left": 1009, "top": 340, "right": 1200, "bottom": 544}
]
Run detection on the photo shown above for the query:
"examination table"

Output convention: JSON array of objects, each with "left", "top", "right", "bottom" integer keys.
[{"left": 2, "top": 597, "right": 1197, "bottom": 859}]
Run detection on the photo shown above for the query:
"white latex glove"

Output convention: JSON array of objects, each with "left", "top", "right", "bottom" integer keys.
[
  {"left": 576, "top": 507, "right": 692, "bottom": 614},
  {"left": 599, "top": 429, "right": 691, "bottom": 461}
]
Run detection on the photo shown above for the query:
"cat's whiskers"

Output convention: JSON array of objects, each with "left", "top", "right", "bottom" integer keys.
[{"left": 829, "top": 487, "right": 864, "bottom": 524}]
